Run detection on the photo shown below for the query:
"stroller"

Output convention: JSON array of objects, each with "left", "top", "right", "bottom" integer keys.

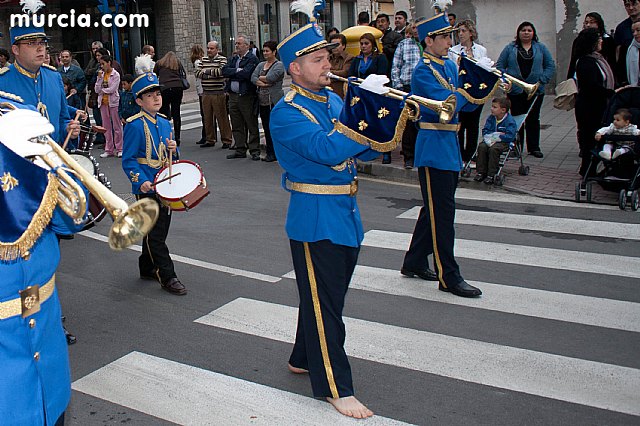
[
  {"left": 460, "top": 99, "right": 534, "bottom": 185},
  {"left": 575, "top": 87, "right": 640, "bottom": 210}
]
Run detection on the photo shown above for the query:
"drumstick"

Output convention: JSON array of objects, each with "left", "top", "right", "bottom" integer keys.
[
  {"left": 61, "top": 110, "right": 83, "bottom": 150},
  {"left": 168, "top": 132, "right": 173, "bottom": 183},
  {"left": 151, "top": 172, "right": 182, "bottom": 187}
]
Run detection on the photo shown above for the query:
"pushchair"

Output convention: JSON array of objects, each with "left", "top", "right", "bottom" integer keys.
[
  {"left": 575, "top": 87, "right": 640, "bottom": 210},
  {"left": 460, "top": 99, "right": 534, "bottom": 185}
]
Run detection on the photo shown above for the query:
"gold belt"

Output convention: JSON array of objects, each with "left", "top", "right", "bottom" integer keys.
[
  {"left": 286, "top": 179, "right": 358, "bottom": 196},
  {"left": 419, "top": 122, "right": 461, "bottom": 132},
  {"left": 0, "top": 275, "right": 55, "bottom": 320}
]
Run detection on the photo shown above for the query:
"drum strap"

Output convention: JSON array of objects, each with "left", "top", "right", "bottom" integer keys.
[{"left": 142, "top": 120, "right": 170, "bottom": 169}]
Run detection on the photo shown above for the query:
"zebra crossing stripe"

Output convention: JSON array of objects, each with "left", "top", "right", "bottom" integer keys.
[
  {"left": 283, "top": 265, "right": 640, "bottom": 332},
  {"left": 397, "top": 208, "right": 640, "bottom": 240},
  {"left": 362, "top": 230, "right": 640, "bottom": 279},
  {"left": 453, "top": 188, "right": 616, "bottom": 210},
  {"left": 72, "top": 351, "right": 408, "bottom": 425},
  {"left": 196, "top": 298, "right": 640, "bottom": 416}
]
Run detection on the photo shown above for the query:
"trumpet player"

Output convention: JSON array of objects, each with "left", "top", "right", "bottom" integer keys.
[
  {"left": 0, "top": 99, "right": 89, "bottom": 426},
  {"left": 400, "top": 12, "right": 483, "bottom": 298}
]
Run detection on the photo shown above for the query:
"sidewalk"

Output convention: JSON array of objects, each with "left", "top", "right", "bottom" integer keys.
[{"left": 357, "top": 97, "right": 621, "bottom": 205}]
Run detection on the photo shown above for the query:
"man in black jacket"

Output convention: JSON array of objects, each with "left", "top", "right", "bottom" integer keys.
[
  {"left": 222, "top": 35, "right": 260, "bottom": 160},
  {"left": 377, "top": 13, "right": 403, "bottom": 76}
]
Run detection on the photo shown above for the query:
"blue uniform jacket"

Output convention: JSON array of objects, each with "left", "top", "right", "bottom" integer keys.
[
  {"left": 270, "top": 85, "right": 379, "bottom": 247},
  {"left": 122, "top": 111, "right": 178, "bottom": 194},
  {"left": 0, "top": 62, "right": 71, "bottom": 144},
  {"left": 412, "top": 53, "right": 468, "bottom": 171},
  {"left": 482, "top": 113, "right": 518, "bottom": 145}
]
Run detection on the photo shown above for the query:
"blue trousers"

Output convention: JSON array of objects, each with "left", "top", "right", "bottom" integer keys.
[
  {"left": 403, "top": 166, "right": 463, "bottom": 287},
  {"left": 288, "top": 239, "right": 359, "bottom": 398}
]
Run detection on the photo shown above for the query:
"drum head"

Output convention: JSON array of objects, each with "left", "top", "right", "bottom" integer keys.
[
  {"left": 155, "top": 161, "right": 202, "bottom": 200},
  {"left": 70, "top": 153, "right": 96, "bottom": 175}
]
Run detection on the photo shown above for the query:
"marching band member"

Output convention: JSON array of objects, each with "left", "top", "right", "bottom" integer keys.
[
  {"left": 0, "top": 97, "right": 88, "bottom": 426},
  {"left": 121, "top": 59, "right": 185, "bottom": 296},
  {"left": 270, "top": 0, "right": 379, "bottom": 418},
  {"left": 400, "top": 11, "right": 483, "bottom": 298}
]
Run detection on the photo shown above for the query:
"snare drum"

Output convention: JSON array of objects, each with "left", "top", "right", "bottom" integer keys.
[
  {"left": 69, "top": 152, "right": 108, "bottom": 229},
  {"left": 153, "top": 160, "right": 209, "bottom": 211}
]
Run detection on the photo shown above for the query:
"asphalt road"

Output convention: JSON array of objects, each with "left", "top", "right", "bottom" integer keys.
[{"left": 59, "top": 117, "right": 640, "bottom": 425}]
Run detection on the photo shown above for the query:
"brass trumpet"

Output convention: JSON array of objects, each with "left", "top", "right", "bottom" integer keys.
[
  {"left": 449, "top": 51, "right": 539, "bottom": 99},
  {"left": 327, "top": 72, "right": 457, "bottom": 124},
  {"left": 36, "top": 135, "right": 159, "bottom": 250}
]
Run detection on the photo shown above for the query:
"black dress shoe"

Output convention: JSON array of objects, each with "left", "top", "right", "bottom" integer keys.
[
  {"left": 227, "top": 152, "right": 247, "bottom": 159},
  {"left": 161, "top": 277, "right": 187, "bottom": 295},
  {"left": 196, "top": 139, "right": 206, "bottom": 145},
  {"left": 262, "top": 154, "right": 277, "bottom": 162},
  {"left": 221, "top": 143, "right": 231, "bottom": 149},
  {"left": 530, "top": 150, "right": 544, "bottom": 158},
  {"left": 251, "top": 153, "right": 261, "bottom": 161},
  {"left": 63, "top": 326, "right": 77, "bottom": 345},
  {"left": 200, "top": 142, "right": 216, "bottom": 148},
  {"left": 439, "top": 280, "right": 482, "bottom": 297},
  {"left": 401, "top": 267, "right": 438, "bottom": 281}
]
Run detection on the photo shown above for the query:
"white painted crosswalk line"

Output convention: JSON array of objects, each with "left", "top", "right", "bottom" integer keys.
[
  {"left": 397, "top": 208, "right": 640, "bottom": 240},
  {"left": 283, "top": 266, "right": 640, "bottom": 332},
  {"left": 197, "top": 298, "right": 640, "bottom": 416},
  {"left": 182, "top": 121, "right": 203, "bottom": 131},
  {"left": 453, "top": 188, "right": 616, "bottom": 210},
  {"left": 72, "top": 351, "right": 408, "bottom": 425},
  {"left": 362, "top": 230, "right": 640, "bottom": 279}
]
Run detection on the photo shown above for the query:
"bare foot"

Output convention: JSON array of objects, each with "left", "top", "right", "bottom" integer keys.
[
  {"left": 326, "top": 396, "right": 374, "bottom": 419},
  {"left": 287, "top": 363, "right": 308, "bottom": 374}
]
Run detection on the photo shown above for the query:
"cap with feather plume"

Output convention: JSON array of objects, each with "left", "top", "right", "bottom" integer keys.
[
  {"left": 20, "top": 0, "right": 46, "bottom": 15},
  {"left": 290, "top": 0, "right": 325, "bottom": 22},
  {"left": 131, "top": 54, "right": 161, "bottom": 97},
  {"left": 134, "top": 54, "right": 155, "bottom": 77},
  {"left": 431, "top": 0, "right": 453, "bottom": 13}
]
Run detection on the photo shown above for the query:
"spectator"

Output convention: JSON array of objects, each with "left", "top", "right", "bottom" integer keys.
[
  {"left": 222, "top": 35, "right": 260, "bottom": 160},
  {"left": 627, "top": 20, "right": 640, "bottom": 86},
  {"left": 119, "top": 74, "right": 139, "bottom": 124},
  {"left": 328, "top": 33, "right": 353, "bottom": 98},
  {"left": 450, "top": 19, "right": 489, "bottom": 163},
  {"left": 475, "top": 97, "right": 518, "bottom": 184},
  {"left": 448, "top": 13, "right": 459, "bottom": 45},
  {"left": 614, "top": 0, "right": 640, "bottom": 86},
  {"left": 190, "top": 44, "right": 207, "bottom": 144},
  {"left": 94, "top": 54, "right": 123, "bottom": 158},
  {"left": 58, "top": 49, "right": 87, "bottom": 109},
  {"left": 251, "top": 40, "right": 284, "bottom": 162},
  {"left": 567, "top": 12, "right": 616, "bottom": 79},
  {"left": 348, "top": 32, "right": 388, "bottom": 79},
  {"left": 391, "top": 22, "right": 422, "bottom": 168},
  {"left": 0, "top": 48, "right": 10, "bottom": 68},
  {"left": 326, "top": 27, "right": 339, "bottom": 40},
  {"left": 85, "top": 41, "right": 105, "bottom": 143},
  {"left": 394, "top": 11, "right": 408, "bottom": 35},
  {"left": 196, "top": 40, "right": 233, "bottom": 149},
  {"left": 96, "top": 48, "right": 124, "bottom": 80},
  {"left": 63, "top": 76, "right": 82, "bottom": 110},
  {"left": 496, "top": 21, "right": 555, "bottom": 159},
  {"left": 377, "top": 13, "right": 403, "bottom": 74},
  {"left": 358, "top": 11, "right": 370, "bottom": 26},
  {"left": 154, "top": 51, "right": 185, "bottom": 146},
  {"left": 140, "top": 45, "right": 156, "bottom": 74},
  {"left": 573, "top": 28, "right": 615, "bottom": 175}
]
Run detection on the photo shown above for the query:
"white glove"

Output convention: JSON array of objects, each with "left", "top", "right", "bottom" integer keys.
[
  {"left": 0, "top": 108, "right": 55, "bottom": 160},
  {"left": 359, "top": 74, "right": 390, "bottom": 95}
]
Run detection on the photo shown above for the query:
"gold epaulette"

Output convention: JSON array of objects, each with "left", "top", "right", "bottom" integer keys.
[
  {"left": 0, "top": 67, "right": 9, "bottom": 76},
  {"left": 0, "top": 90, "right": 24, "bottom": 103},
  {"left": 42, "top": 64, "right": 57, "bottom": 71},
  {"left": 284, "top": 90, "right": 296, "bottom": 103},
  {"left": 325, "top": 86, "right": 334, "bottom": 92},
  {"left": 157, "top": 112, "right": 168, "bottom": 119},
  {"left": 126, "top": 112, "right": 144, "bottom": 123},
  {"left": 284, "top": 90, "right": 318, "bottom": 125}
]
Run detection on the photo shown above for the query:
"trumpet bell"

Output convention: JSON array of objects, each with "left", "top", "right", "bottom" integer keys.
[{"left": 109, "top": 198, "right": 160, "bottom": 250}]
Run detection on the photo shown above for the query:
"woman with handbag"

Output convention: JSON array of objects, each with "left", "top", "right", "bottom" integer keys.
[
  {"left": 154, "top": 51, "right": 186, "bottom": 146},
  {"left": 573, "top": 28, "right": 615, "bottom": 176},
  {"left": 250, "top": 41, "right": 284, "bottom": 162}
]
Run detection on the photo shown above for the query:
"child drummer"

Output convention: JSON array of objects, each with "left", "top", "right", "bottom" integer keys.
[{"left": 121, "top": 57, "right": 186, "bottom": 295}]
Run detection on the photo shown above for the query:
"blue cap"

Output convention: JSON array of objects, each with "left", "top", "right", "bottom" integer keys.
[
  {"left": 416, "top": 13, "right": 455, "bottom": 41},
  {"left": 278, "top": 22, "right": 338, "bottom": 70},
  {"left": 10, "top": 24, "right": 48, "bottom": 45},
  {"left": 131, "top": 72, "right": 161, "bottom": 97}
]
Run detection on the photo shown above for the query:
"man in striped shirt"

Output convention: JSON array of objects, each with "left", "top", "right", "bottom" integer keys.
[
  {"left": 391, "top": 22, "right": 422, "bottom": 169},
  {"left": 195, "top": 40, "right": 233, "bottom": 149}
]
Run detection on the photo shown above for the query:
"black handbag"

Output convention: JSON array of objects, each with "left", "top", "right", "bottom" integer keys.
[{"left": 179, "top": 64, "right": 190, "bottom": 90}]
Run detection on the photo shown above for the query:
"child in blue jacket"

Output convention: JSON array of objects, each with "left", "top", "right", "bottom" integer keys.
[{"left": 475, "top": 97, "right": 518, "bottom": 184}]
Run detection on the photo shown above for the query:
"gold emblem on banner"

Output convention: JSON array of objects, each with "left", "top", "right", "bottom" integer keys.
[
  {"left": 358, "top": 120, "right": 368, "bottom": 131},
  {"left": 350, "top": 96, "right": 360, "bottom": 107},
  {"left": 378, "top": 107, "right": 390, "bottom": 119},
  {"left": 1, "top": 172, "right": 18, "bottom": 192},
  {"left": 479, "top": 83, "right": 488, "bottom": 89}
]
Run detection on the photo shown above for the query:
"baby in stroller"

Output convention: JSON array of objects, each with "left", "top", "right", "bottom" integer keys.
[{"left": 596, "top": 108, "right": 640, "bottom": 160}]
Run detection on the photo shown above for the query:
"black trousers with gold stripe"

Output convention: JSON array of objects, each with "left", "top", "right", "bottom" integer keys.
[
  {"left": 403, "top": 167, "right": 463, "bottom": 288},
  {"left": 288, "top": 239, "right": 359, "bottom": 398},
  {"left": 136, "top": 194, "right": 177, "bottom": 284}
]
